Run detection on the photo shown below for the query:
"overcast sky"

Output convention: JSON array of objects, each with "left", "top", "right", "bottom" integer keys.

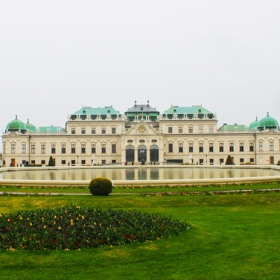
[{"left": 1, "top": 1, "right": 280, "bottom": 146}]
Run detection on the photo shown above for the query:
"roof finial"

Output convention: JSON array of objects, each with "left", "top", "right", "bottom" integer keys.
[
  {"left": 267, "top": 112, "right": 269, "bottom": 117},
  {"left": 134, "top": 100, "right": 137, "bottom": 106},
  {"left": 15, "top": 115, "right": 17, "bottom": 120},
  {"left": 147, "top": 100, "right": 149, "bottom": 106},
  {"left": 27, "top": 119, "right": 29, "bottom": 123}
]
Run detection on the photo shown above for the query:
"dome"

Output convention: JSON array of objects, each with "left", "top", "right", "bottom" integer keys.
[
  {"left": 248, "top": 117, "right": 260, "bottom": 130},
  {"left": 258, "top": 112, "right": 279, "bottom": 130},
  {"left": 25, "top": 119, "right": 37, "bottom": 132},
  {"left": 6, "top": 116, "right": 27, "bottom": 132}
]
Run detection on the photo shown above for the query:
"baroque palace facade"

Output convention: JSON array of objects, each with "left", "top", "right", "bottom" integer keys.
[{"left": 2, "top": 101, "right": 280, "bottom": 167}]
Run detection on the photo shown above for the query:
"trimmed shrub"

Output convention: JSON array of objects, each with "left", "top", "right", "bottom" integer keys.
[
  {"left": 225, "top": 155, "right": 234, "bottom": 165},
  {"left": 48, "top": 156, "right": 55, "bottom": 166},
  {"left": 89, "top": 177, "right": 112, "bottom": 196}
]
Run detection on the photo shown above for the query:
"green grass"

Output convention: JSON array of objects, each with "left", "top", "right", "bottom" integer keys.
[
  {"left": 1, "top": 181, "right": 280, "bottom": 194},
  {"left": 0, "top": 194, "right": 280, "bottom": 279}
]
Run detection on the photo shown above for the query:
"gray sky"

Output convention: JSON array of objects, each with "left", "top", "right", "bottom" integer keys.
[{"left": 1, "top": 1, "right": 280, "bottom": 146}]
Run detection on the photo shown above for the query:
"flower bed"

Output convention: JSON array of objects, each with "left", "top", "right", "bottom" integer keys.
[
  {"left": 140, "top": 188, "right": 280, "bottom": 196},
  {"left": 0, "top": 206, "right": 190, "bottom": 251}
]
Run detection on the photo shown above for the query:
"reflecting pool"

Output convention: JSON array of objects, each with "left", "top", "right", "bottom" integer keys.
[{"left": 1, "top": 167, "right": 280, "bottom": 181}]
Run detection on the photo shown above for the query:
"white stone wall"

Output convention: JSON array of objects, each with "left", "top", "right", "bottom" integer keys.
[{"left": 2, "top": 116, "right": 280, "bottom": 167}]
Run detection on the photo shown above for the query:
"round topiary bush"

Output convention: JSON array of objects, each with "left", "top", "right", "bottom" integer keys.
[{"left": 89, "top": 177, "right": 112, "bottom": 196}]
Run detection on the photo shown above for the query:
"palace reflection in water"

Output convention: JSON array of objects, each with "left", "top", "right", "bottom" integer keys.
[{"left": 1, "top": 167, "right": 280, "bottom": 181}]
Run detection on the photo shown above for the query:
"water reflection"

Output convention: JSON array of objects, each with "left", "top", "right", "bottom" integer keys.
[
  {"left": 150, "top": 169, "right": 159, "bottom": 180},
  {"left": 1, "top": 167, "right": 280, "bottom": 181}
]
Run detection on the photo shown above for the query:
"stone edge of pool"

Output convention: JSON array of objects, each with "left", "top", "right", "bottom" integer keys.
[{"left": 0, "top": 165, "right": 280, "bottom": 186}]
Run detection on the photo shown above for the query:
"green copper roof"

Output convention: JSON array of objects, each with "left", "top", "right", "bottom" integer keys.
[
  {"left": 39, "top": 126, "right": 65, "bottom": 133},
  {"left": 163, "top": 105, "right": 213, "bottom": 115},
  {"left": 25, "top": 119, "right": 37, "bottom": 132},
  {"left": 6, "top": 116, "right": 26, "bottom": 132},
  {"left": 258, "top": 113, "right": 279, "bottom": 129},
  {"left": 248, "top": 117, "right": 260, "bottom": 130},
  {"left": 219, "top": 124, "right": 247, "bottom": 132},
  {"left": 71, "top": 106, "right": 120, "bottom": 116}
]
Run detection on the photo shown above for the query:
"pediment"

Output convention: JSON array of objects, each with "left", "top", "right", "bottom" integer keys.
[
  {"left": 125, "top": 123, "right": 161, "bottom": 136},
  {"left": 261, "top": 130, "right": 280, "bottom": 136}
]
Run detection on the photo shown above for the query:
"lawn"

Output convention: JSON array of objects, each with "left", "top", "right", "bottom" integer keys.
[
  {"left": 1, "top": 181, "right": 280, "bottom": 194},
  {"left": 0, "top": 193, "right": 280, "bottom": 279}
]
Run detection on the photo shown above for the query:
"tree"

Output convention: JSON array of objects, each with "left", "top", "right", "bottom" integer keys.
[
  {"left": 48, "top": 156, "right": 55, "bottom": 166},
  {"left": 225, "top": 155, "right": 234, "bottom": 165}
]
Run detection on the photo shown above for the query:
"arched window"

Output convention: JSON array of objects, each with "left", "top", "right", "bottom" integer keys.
[
  {"left": 126, "top": 145, "right": 135, "bottom": 162},
  {"left": 138, "top": 145, "right": 147, "bottom": 163},
  {"left": 150, "top": 145, "right": 159, "bottom": 162}
]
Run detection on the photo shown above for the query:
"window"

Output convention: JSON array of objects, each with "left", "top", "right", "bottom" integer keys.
[
  {"left": 269, "top": 142, "right": 274, "bottom": 151},
  {"left": 219, "top": 143, "right": 224, "bottom": 152},
  {"left": 81, "top": 144, "right": 86, "bottom": 154},
  {"left": 168, "top": 127, "right": 172, "bottom": 133},
  {"left": 51, "top": 145, "right": 56, "bottom": 154},
  {"left": 259, "top": 142, "right": 263, "bottom": 152},
  {"left": 168, "top": 143, "right": 173, "bottom": 153},
  {"left": 31, "top": 145, "right": 35, "bottom": 154},
  {"left": 91, "top": 144, "right": 96, "bottom": 154},
  {"left": 81, "top": 160, "right": 86, "bottom": 165},
  {"left": 220, "top": 158, "right": 224, "bottom": 164},
  {"left": 250, "top": 158, "right": 254, "bottom": 163},
  {"left": 209, "top": 126, "right": 213, "bottom": 133},
  {"left": 61, "top": 160, "right": 66, "bottom": 165},
  {"left": 239, "top": 143, "right": 244, "bottom": 152},
  {"left": 189, "top": 127, "right": 193, "bottom": 133},
  {"left": 22, "top": 144, "right": 26, "bottom": 154},
  {"left": 71, "top": 160, "right": 75, "bottom": 165},
  {"left": 240, "top": 158, "right": 244, "bottom": 163},
  {"left": 112, "top": 127, "right": 116, "bottom": 134},
  {"left": 199, "top": 143, "right": 203, "bottom": 153},
  {"left": 71, "top": 144, "right": 76, "bottom": 154},
  {"left": 102, "top": 128, "right": 106, "bottom": 134},
  {"left": 41, "top": 145, "right": 45, "bottom": 154},
  {"left": 102, "top": 144, "right": 106, "bottom": 153},
  {"left": 209, "top": 158, "right": 214, "bottom": 165},
  {"left": 102, "top": 160, "right": 106, "bottom": 165},
  {"left": 179, "top": 143, "right": 183, "bottom": 153},
  {"left": 209, "top": 143, "right": 214, "bottom": 152},
  {"left": 178, "top": 127, "right": 183, "bottom": 133},
  {"left": 91, "top": 128, "right": 96, "bottom": 134},
  {"left": 3, "top": 143, "right": 6, "bottom": 153},
  {"left": 11, "top": 144, "right": 16, "bottom": 154},
  {"left": 249, "top": 143, "right": 254, "bottom": 152},
  {"left": 61, "top": 144, "right": 66, "bottom": 154},
  {"left": 189, "top": 143, "right": 193, "bottom": 153},
  {"left": 229, "top": 143, "right": 234, "bottom": 152},
  {"left": 199, "top": 126, "right": 203, "bottom": 133},
  {"left": 41, "top": 160, "right": 45, "bottom": 165},
  {"left": 81, "top": 128, "right": 86, "bottom": 134},
  {"left": 71, "top": 128, "right": 75, "bottom": 134},
  {"left": 112, "top": 144, "right": 116, "bottom": 153}
]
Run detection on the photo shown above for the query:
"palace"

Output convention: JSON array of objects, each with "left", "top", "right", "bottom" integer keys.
[{"left": 1, "top": 101, "right": 280, "bottom": 167}]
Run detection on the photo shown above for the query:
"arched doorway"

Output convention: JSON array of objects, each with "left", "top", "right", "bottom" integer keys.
[
  {"left": 138, "top": 145, "right": 147, "bottom": 163},
  {"left": 150, "top": 145, "right": 159, "bottom": 162},
  {"left": 126, "top": 145, "right": 135, "bottom": 162}
]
